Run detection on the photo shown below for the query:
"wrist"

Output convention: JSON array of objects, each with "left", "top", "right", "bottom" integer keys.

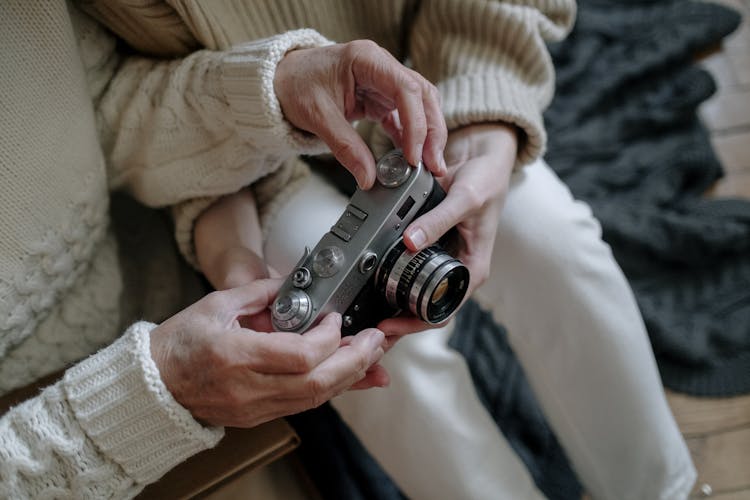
[
  {"left": 450, "top": 122, "right": 519, "bottom": 154},
  {"left": 446, "top": 123, "right": 518, "bottom": 178}
]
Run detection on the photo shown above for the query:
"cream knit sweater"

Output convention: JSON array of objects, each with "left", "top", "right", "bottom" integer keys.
[{"left": 0, "top": 0, "right": 573, "bottom": 497}]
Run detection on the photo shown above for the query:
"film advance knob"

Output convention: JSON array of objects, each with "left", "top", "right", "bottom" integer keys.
[{"left": 376, "top": 150, "right": 413, "bottom": 188}]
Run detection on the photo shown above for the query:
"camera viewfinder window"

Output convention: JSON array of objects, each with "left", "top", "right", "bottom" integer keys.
[{"left": 397, "top": 196, "right": 416, "bottom": 220}]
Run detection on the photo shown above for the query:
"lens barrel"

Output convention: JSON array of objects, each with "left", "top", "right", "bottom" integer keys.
[{"left": 377, "top": 239, "right": 469, "bottom": 324}]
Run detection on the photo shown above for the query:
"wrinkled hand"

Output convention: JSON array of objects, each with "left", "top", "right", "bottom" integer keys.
[
  {"left": 150, "top": 278, "right": 389, "bottom": 428},
  {"left": 378, "top": 123, "right": 518, "bottom": 339},
  {"left": 274, "top": 40, "right": 447, "bottom": 189}
]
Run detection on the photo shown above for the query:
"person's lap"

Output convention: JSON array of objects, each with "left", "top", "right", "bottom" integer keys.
[{"left": 264, "top": 158, "right": 695, "bottom": 500}]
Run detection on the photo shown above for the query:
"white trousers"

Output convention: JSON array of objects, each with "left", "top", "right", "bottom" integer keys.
[{"left": 264, "top": 159, "right": 696, "bottom": 500}]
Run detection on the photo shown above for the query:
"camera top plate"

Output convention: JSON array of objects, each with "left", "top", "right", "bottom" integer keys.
[{"left": 272, "top": 150, "right": 435, "bottom": 333}]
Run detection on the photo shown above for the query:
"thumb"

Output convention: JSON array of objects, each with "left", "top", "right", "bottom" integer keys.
[
  {"left": 223, "top": 278, "right": 284, "bottom": 317},
  {"left": 403, "top": 192, "right": 472, "bottom": 252}
]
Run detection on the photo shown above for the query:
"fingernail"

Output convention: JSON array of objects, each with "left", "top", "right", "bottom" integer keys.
[
  {"left": 415, "top": 143, "right": 423, "bottom": 164},
  {"left": 370, "top": 346, "right": 385, "bottom": 365},
  {"left": 358, "top": 174, "right": 373, "bottom": 191},
  {"left": 406, "top": 227, "right": 427, "bottom": 250},
  {"left": 329, "top": 312, "right": 342, "bottom": 328},
  {"left": 368, "top": 329, "right": 385, "bottom": 348}
]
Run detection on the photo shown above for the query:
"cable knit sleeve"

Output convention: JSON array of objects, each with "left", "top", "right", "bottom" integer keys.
[
  {"left": 0, "top": 322, "right": 223, "bottom": 498},
  {"left": 408, "top": 0, "right": 576, "bottom": 168},
  {"left": 98, "top": 28, "right": 333, "bottom": 207}
]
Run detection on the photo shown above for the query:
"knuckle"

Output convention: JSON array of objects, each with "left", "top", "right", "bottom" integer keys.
[
  {"left": 287, "top": 348, "right": 316, "bottom": 373},
  {"left": 425, "top": 82, "right": 441, "bottom": 102},
  {"left": 201, "top": 290, "right": 225, "bottom": 310},
  {"left": 332, "top": 140, "right": 361, "bottom": 167},
  {"left": 357, "top": 39, "right": 381, "bottom": 52},
  {"left": 345, "top": 39, "right": 380, "bottom": 60},
  {"left": 353, "top": 348, "right": 371, "bottom": 375},
  {"left": 400, "top": 77, "right": 422, "bottom": 97},
  {"left": 305, "top": 375, "right": 333, "bottom": 408},
  {"left": 453, "top": 183, "right": 485, "bottom": 211}
]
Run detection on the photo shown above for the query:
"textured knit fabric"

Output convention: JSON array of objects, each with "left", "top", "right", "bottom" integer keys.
[
  {"left": 81, "top": 0, "right": 576, "bottom": 268},
  {"left": 543, "top": 0, "right": 749, "bottom": 395},
  {"left": 0, "top": 1, "right": 338, "bottom": 497}
]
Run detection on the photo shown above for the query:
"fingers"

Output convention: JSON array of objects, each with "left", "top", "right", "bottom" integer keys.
[
  {"left": 216, "top": 277, "right": 284, "bottom": 316},
  {"left": 314, "top": 96, "right": 377, "bottom": 189},
  {"left": 275, "top": 328, "right": 385, "bottom": 401},
  {"left": 233, "top": 312, "right": 344, "bottom": 374},
  {"left": 238, "top": 309, "right": 274, "bottom": 333},
  {"left": 381, "top": 109, "right": 403, "bottom": 148},
  {"left": 393, "top": 78, "right": 427, "bottom": 169},
  {"left": 275, "top": 41, "right": 445, "bottom": 186},
  {"left": 407, "top": 69, "right": 447, "bottom": 177},
  {"left": 403, "top": 185, "right": 480, "bottom": 252},
  {"left": 348, "top": 41, "right": 446, "bottom": 174},
  {"left": 377, "top": 315, "right": 435, "bottom": 337},
  {"left": 349, "top": 363, "right": 390, "bottom": 390}
]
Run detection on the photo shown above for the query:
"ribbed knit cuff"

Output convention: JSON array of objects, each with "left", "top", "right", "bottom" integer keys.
[
  {"left": 220, "top": 28, "right": 334, "bottom": 155},
  {"left": 62, "top": 322, "right": 224, "bottom": 485},
  {"left": 439, "top": 74, "right": 547, "bottom": 169}
]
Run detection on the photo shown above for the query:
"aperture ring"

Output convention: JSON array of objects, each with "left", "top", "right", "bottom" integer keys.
[{"left": 409, "top": 254, "right": 454, "bottom": 319}]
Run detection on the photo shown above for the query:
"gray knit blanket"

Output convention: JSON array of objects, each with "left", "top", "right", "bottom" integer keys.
[{"left": 542, "top": 0, "right": 748, "bottom": 397}]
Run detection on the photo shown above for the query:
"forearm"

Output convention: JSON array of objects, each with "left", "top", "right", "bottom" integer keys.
[
  {"left": 0, "top": 323, "right": 223, "bottom": 498},
  {"left": 193, "top": 188, "right": 271, "bottom": 288}
]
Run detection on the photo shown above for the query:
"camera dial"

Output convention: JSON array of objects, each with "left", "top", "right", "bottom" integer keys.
[
  {"left": 376, "top": 150, "right": 413, "bottom": 188},
  {"left": 312, "top": 246, "right": 345, "bottom": 277},
  {"left": 292, "top": 267, "right": 313, "bottom": 288},
  {"left": 272, "top": 289, "right": 312, "bottom": 331},
  {"left": 271, "top": 148, "right": 469, "bottom": 334}
]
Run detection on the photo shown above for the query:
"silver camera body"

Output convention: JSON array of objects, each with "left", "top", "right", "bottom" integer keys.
[{"left": 272, "top": 150, "right": 469, "bottom": 334}]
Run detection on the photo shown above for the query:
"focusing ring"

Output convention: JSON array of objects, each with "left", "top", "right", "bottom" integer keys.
[{"left": 397, "top": 247, "right": 439, "bottom": 309}]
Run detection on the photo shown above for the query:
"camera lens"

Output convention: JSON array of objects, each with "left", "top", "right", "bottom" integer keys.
[
  {"left": 376, "top": 239, "right": 469, "bottom": 324},
  {"left": 432, "top": 277, "right": 450, "bottom": 303}
]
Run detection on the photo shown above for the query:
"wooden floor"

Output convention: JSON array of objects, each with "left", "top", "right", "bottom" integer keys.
[{"left": 668, "top": 0, "right": 750, "bottom": 498}]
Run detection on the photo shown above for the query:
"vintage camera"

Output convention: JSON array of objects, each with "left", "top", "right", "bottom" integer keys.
[{"left": 271, "top": 149, "right": 470, "bottom": 335}]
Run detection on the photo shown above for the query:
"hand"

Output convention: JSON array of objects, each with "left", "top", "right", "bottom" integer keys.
[
  {"left": 378, "top": 123, "right": 518, "bottom": 339},
  {"left": 150, "top": 278, "right": 389, "bottom": 428},
  {"left": 274, "top": 40, "right": 448, "bottom": 189}
]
